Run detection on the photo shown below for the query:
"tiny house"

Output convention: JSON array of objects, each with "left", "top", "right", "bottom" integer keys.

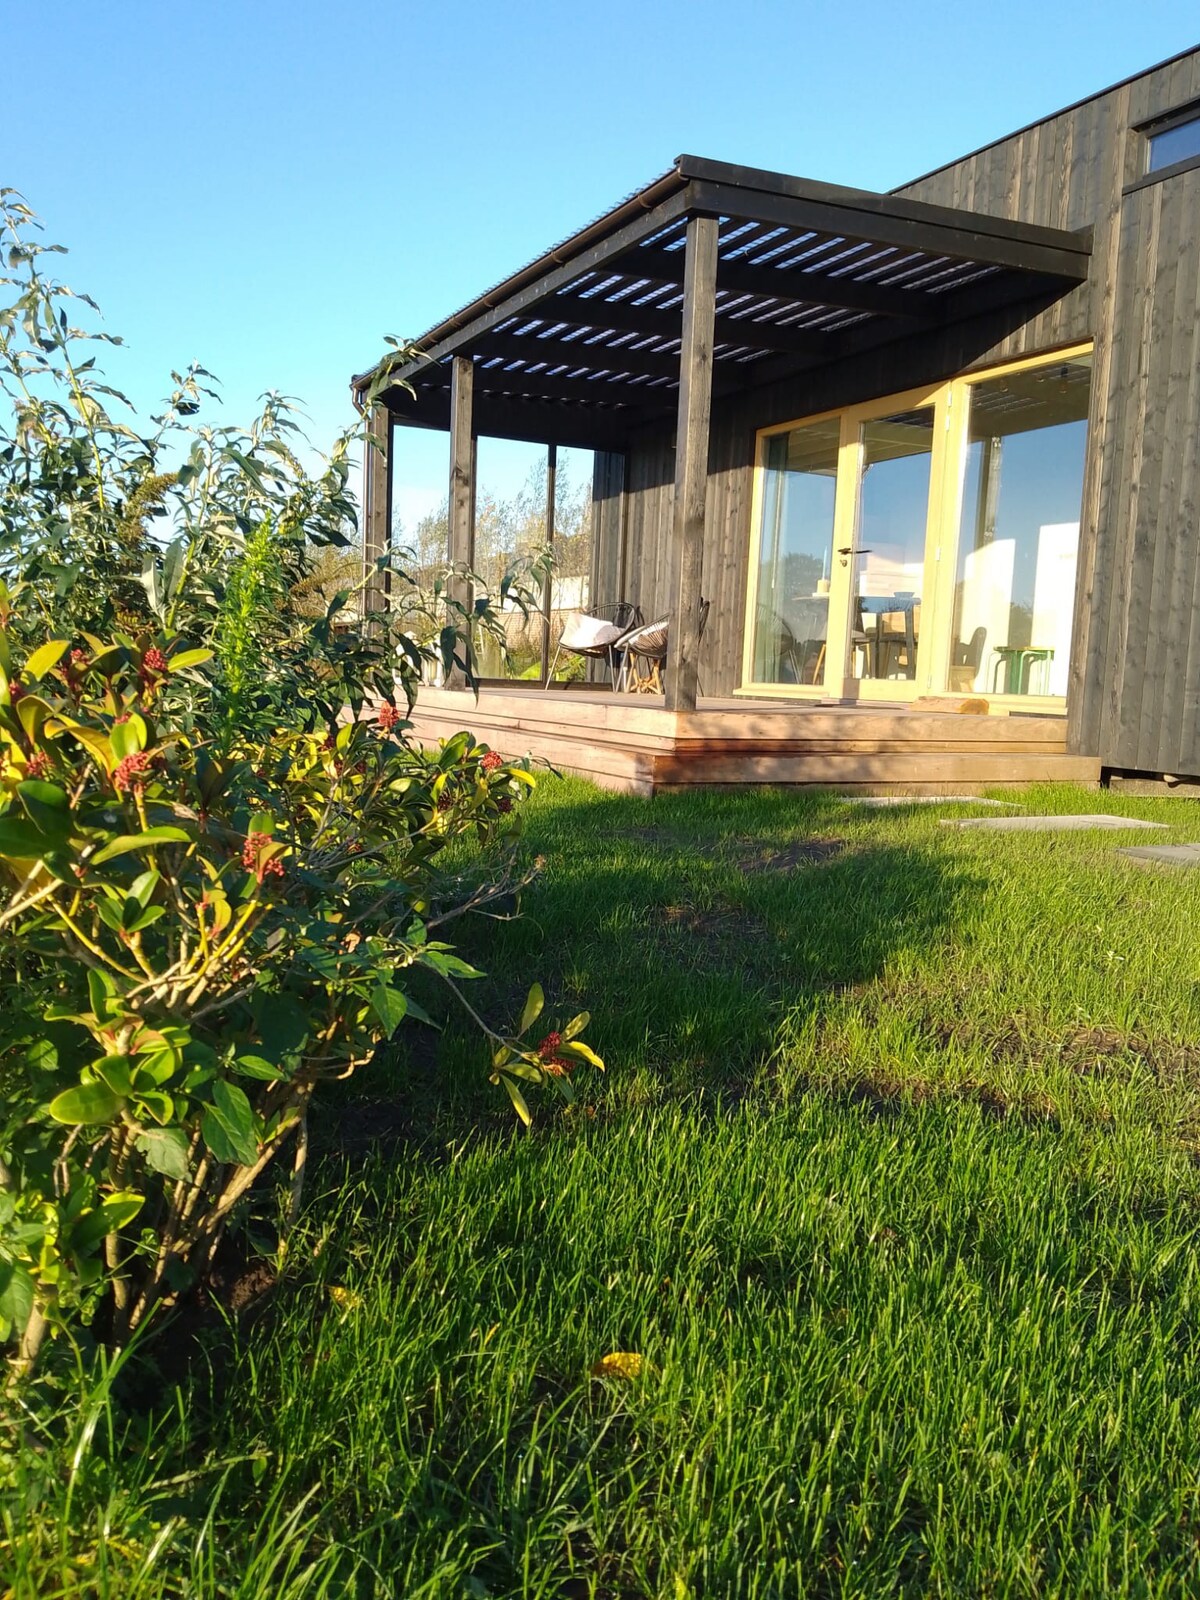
[{"left": 353, "top": 47, "right": 1200, "bottom": 795}]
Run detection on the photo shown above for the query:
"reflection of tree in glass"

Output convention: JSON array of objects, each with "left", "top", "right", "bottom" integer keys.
[{"left": 390, "top": 458, "right": 592, "bottom": 677}]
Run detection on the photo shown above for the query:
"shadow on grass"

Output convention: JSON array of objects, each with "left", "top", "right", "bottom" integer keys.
[{"left": 317, "top": 781, "right": 985, "bottom": 1155}]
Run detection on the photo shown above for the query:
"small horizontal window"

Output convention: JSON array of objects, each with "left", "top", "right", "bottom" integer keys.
[{"left": 1148, "top": 115, "right": 1200, "bottom": 172}]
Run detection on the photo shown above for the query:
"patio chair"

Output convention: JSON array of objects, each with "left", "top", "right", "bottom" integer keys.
[
  {"left": 620, "top": 599, "right": 710, "bottom": 695},
  {"left": 756, "top": 604, "right": 808, "bottom": 683},
  {"left": 549, "top": 601, "right": 642, "bottom": 686}
]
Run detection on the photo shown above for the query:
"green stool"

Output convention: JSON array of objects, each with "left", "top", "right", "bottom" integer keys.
[{"left": 991, "top": 646, "right": 1055, "bottom": 695}]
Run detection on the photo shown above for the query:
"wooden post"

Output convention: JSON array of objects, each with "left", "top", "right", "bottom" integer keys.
[
  {"left": 541, "top": 443, "right": 556, "bottom": 683},
  {"left": 447, "top": 355, "right": 475, "bottom": 687},
  {"left": 663, "top": 214, "right": 719, "bottom": 711},
  {"left": 362, "top": 405, "right": 392, "bottom": 616}
]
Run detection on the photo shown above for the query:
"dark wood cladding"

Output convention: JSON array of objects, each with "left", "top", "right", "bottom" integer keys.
[{"left": 595, "top": 48, "right": 1200, "bottom": 775}]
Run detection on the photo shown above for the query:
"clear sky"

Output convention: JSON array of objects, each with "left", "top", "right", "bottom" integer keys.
[{"left": 6, "top": 1, "right": 1197, "bottom": 536}]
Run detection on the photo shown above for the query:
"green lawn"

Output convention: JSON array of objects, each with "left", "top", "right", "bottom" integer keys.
[{"left": 11, "top": 780, "right": 1200, "bottom": 1598}]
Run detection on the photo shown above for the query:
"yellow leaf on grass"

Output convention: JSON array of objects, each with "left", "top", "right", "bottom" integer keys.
[
  {"left": 327, "top": 1285, "right": 363, "bottom": 1312},
  {"left": 590, "top": 1351, "right": 645, "bottom": 1381}
]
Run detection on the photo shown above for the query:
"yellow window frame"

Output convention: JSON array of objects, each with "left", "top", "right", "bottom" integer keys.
[{"left": 738, "top": 341, "right": 1095, "bottom": 711}]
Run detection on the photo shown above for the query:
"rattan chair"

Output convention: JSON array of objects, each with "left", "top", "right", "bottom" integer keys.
[
  {"left": 549, "top": 601, "right": 642, "bottom": 685},
  {"left": 620, "top": 599, "right": 710, "bottom": 694}
]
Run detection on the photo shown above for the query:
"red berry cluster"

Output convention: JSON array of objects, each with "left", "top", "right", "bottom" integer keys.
[
  {"left": 495, "top": 796, "right": 513, "bottom": 814},
  {"left": 142, "top": 647, "right": 169, "bottom": 675},
  {"left": 481, "top": 750, "right": 503, "bottom": 772},
  {"left": 241, "top": 832, "right": 285, "bottom": 883},
  {"left": 8, "top": 680, "right": 24, "bottom": 703},
  {"left": 113, "top": 751, "right": 153, "bottom": 793},
  {"left": 537, "top": 1033, "right": 570, "bottom": 1076},
  {"left": 25, "top": 750, "right": 50, "bottom": 779},
  {"left": 69, "top": 648, "right": 89, "bottom": 669},
  {"left": 436, "top": 790, "right": 455, "bottom": 812},
  {"left": 377, "top": 702, "right": 400, "bottom": 733}
]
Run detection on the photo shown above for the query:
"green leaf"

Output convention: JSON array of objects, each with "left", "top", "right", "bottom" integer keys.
[
  {"left": 0, "top": 1261, "right": 35, "bottom": 1332},
  {"left": 130, "top": 868, "right": 160, "bottom": 907},
  {"left": 168, "top": 648, "right": 214, "bottom": 671},
  {"left": 133, "top": 1090, "right": 175, "bottom": 1127},
  {"left": 204, "top": 1080, "right": 258, "bottom": 1166},
  {"left": 0, "top": 811, "right": 54, "bottom": 858},
  {"left": 135, "top": 1126, "right": 188, "bottom": 1190},
  {"left": 371, "top": 984, "right": 407, "bottom": 1038},
  {"left": 234, "top": 1054, "right": 285, "bottom": 1082},
  {"left": 26, "top": 1038, "right": 58, "bottom": 1072},
  {"left": 71, "top": 1192, "right": 145, "bottom": 1252},
  {"left": 561, "top": 1040, "right": 605, "bottom": 1072},
  {"left": 48, "top": 1081, "right": 124, "bottom": 1124},
  {"left": 90, "top": 827, "right": 189, "bottom": 865},
  {"left": 94, "top": 1054, "right": 133, "bottom": 1095},
  {"left": 497, "top": 1073, "right": 532, "bottom": 1127},
  {"left": 135, "top": 1048, "right": 179, "bottom": 1086},
  {"left": 87, "top": 967, "right": 116, "bottom": 1023},
  {"left": 24, "top": 639, "right": 69, "bottom": 680},
  {"left": 419, "top": 950, "right": 485, "bottom": 980},
  {"left": 562, "top": 1012, "right": 591, "bottom": 1042},
  {"left": 17, "top": 779, "right": 69, "bottom": 816},
  {"left": 110, "top": 714, "right": 147, "bottom": 761},
  {"left": 519, "top": 983, "right": 544, "bottom": 1036}
]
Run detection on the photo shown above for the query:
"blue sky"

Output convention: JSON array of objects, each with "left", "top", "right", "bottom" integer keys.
[{"left": 6, "top": 1, "right": 1197, "bottom": 535}]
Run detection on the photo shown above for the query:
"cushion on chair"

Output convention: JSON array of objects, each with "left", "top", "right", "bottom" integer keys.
[{"left": 560, "top": 613, "right": 624, "bottom": 650}]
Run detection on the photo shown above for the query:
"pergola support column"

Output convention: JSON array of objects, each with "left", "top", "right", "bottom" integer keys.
[
  {"left": 663, "top": 214, "right": 719, "bottom": 712},
  {"left": 540, "top": 443, "right": 557, "bottom": 683},
  {"left": 447, "top": 355, "right": 475, "bottom": 688},
  {"left": 362, "top": 404, "right": 392, "bottom": 616}
]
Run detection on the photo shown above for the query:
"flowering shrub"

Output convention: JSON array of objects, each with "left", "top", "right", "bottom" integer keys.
[
  {"left": 0, "top": 195, "right": 601, "bottom": 1379},
  {"left": 0, "top": 630, "right": 600, "bottom": 1371}
]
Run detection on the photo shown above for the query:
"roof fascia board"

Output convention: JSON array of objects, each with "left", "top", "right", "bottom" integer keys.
[{"left": 680, "top": 167, "right": 1092, "bottom": 277}]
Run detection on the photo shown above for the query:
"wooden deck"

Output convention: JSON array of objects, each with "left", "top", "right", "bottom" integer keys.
[{"left": 408, "top": 686, "right": 1101, "bottom": 797}]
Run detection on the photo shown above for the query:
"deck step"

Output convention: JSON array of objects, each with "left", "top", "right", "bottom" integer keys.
[{"left": 401, "top": 688, "right": 1096, "bottom": 797}]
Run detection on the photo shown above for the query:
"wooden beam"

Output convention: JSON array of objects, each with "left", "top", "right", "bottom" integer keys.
[
  {"left": 530, "top": 293, "right": 840, "bottom": 355},
  {"left": 447, "top": 355, "right": 474, "bottom": 687},
  {"left": 664, "top": 214, "right": 718, "bottom": 713},
  {"left": 623, "top": 244, "right": 939, "bottom": 321},
  {"left": 473, "top": 331, "right": 685, "bottom": 381},
  {"left": 387, "top": 386, "right": 633, "bottom": 452},
  {"left": 684, "top": 173, "right": 1093, "bottom": 281},
  {"left": 470, "top": 363, "right": 672, "bottom": 408},
  {"left": 362, "top": 404, "right": 391, "bottom": 615}
]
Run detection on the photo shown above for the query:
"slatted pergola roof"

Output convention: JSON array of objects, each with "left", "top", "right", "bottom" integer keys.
[{"left": 353, "top": 155, "right": 1092, "bottom": 451}]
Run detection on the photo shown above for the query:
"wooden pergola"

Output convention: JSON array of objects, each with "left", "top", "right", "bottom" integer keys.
[{"left": 353, "top": 154, "right": 1091, "bottom": 711}]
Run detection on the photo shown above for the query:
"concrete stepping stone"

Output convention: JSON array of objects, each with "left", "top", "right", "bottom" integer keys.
[
  {"left": 850, "top": 795, "right": 1020, "bottom": 808},
  {"left": 940, "top": 814, "right": 1169, "bottom": 832},
  {"left": 1119, "top": 842, "right": 1200, "bottom": 867}
]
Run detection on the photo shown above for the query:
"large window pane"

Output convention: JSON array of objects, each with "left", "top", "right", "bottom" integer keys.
[
  {"left": 852, "top": 408, "right": 934, "bottom": 681},
  {"left": 951, "top": 357, "right": 1091, "bottom": 696},
  {"left": 750, "top": 419, "right": 840, "bottom": 683}
]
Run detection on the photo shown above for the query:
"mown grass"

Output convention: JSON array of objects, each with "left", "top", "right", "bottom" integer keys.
[{"left": 9, "top": 780, "right": 1200, "bottom": 1598}]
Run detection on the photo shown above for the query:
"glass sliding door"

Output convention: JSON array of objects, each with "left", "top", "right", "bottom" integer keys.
[
  {"left": 742, "top": 344, "right": 1092, "bottom": 707},
  {"left": 748, "top": 417, "right": 841, "bottom": 686},
  {"left": 949, "top": 356, "right": 1091, "bottom": 696},
  {"left": 848, "top": 407, "right": 936, "bottom": 683}
]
